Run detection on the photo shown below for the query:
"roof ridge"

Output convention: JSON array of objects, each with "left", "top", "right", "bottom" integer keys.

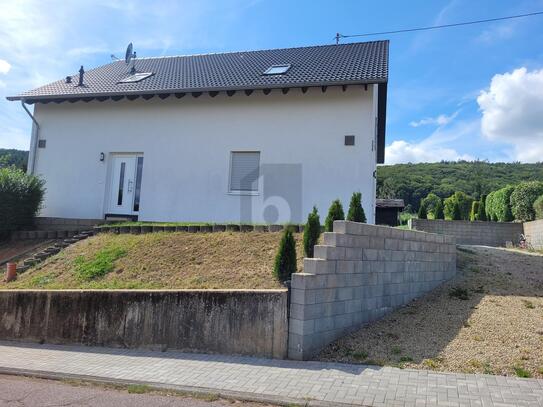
[{"left": 134, "top": 40, "right": 389, "bottom": 61}]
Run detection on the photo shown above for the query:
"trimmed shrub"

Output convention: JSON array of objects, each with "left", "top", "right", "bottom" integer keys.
[
  {"left": 444, "top": 192, "right": 473, "bottom": 221},
  {"left": 470, "top": 201, "right": 480, "bottom": 221},
  {"left": 303, "top": 206, "right": 321, "bottom": 257},
  {"left": 346, "top": 192, "right": 366, "bottom": 223},
  {"left": 485, "top": 191, "right": 495, "bottom": 221},
  {"left": 477, "top": 194, "right": 487, "bottom": 221},
  {"left": 510, "top": 181, "right": 543, "bottom": 221},
  {"left": 0, "top": 167, "right": 45, "bottom": 240},
  {"left": 434, "top": 200, "right": 444, "bottom": 219},
  {"left": 324, "top": 199, "right": 344, "bottom": 232},
  {"left": 491, "top": 185, "right": 515, "bottom": 222},
  {"left": 421, "top": 193, "right": 442, "bottom": 219},
  {"left": 417, "top": 203, "right": 427, "bottom": 219},
  {"left": 533, "top": 195, "right": 543, "bottom": 220},
  {"left": 452, "top": 201, "right": 462, "bottom": 220},
  {"left": 273, "top": 228, "right": 297, "bottom": 282}
]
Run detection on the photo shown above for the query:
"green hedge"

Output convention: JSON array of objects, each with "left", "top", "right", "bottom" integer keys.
[
  {"left": 533, "top": 195, "right": 543, "bottom": 220},
  {"left": 510, "top": 181, "right": 543, "bottom": 221},
  {"left": 443, "top": 191, "right": 473, "bottom": 220},
  {"left": 0, "top": 167, "right": 45, "bottom": 239},
  {"left": 486, "top": 185, "right": 514, "bottom": 222}
]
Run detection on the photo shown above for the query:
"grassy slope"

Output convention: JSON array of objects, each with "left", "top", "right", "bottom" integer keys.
[
  {"left": 1, "top": 232, "right": 306, "bottom": 290},
  {"left": 318, "top": 246, "right": 543, "bottom": 378}
]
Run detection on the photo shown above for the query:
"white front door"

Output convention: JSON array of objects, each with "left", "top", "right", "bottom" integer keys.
[{"left": 108, "top": 154, "right": 144, "bottom": 215}]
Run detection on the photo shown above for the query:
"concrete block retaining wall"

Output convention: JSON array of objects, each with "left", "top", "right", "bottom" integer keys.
[
  {"left": 34, "top": 217, "right": 105, "bottom": 231},
  {"left": 524, "top": 219, "right": 543, "bottom": 250},
  {"left": 409, "top": 219, "right": 523, "bottom": 247},
  {"left": 0, "top": 290, "right": 288, "bottom": 359},
  {"left": 288, "top": 220, "right": 456, "bottom": 360}
]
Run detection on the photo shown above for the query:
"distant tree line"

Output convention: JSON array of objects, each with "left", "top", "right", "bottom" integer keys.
[
  {"left": 0, "top": 149, "right": 28, "bottom": 171},
  {"left": 377, "top": 161, "right": 543, "bottom": 212}
]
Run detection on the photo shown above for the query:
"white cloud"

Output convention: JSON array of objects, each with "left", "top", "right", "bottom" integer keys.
[
  {"left": 385, "top": 140, "right": 473, "bottom": 164},
  {"left": 478, "top": 67, "right": 543, "bottom": 162},
  {"left": 0, "top": 59, "right": 10, "bottom": 74},
  {"left": 409, "top": 110, "right": 459, "bottom": 127},
  {"left": 386, "top": 119, "right": 477, "bottom": 164}
]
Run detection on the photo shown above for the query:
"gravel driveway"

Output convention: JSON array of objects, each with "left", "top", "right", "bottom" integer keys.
[{"left": 318, "top": 245, "right": 543, "bottom": 378}]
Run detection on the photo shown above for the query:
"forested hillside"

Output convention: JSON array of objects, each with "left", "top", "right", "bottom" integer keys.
[
  {"left": 377, "top": 161, "right": 543, "bottom": 211},
  {"left": 0, "top": 149, "right": 28, "bottom": 171}
]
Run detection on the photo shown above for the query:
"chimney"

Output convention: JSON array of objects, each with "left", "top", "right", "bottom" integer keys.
[{"left": 78, "top": 66, "right": 85, "bottom": 86}]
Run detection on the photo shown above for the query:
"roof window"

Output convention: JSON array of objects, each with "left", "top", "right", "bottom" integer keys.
[
  {"left": 263, "top": 64, "right": 291, "bottom": 75},
  {"left": 117, "top": 72, "right": 154, "bottom": 84}
]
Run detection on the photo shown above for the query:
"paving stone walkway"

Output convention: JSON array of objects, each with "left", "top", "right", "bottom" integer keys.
[{"left": 0, "top": 342, "right": 542, "bottom": 407}]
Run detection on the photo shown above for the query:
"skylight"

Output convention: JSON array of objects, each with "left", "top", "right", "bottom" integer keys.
[
  {"left": 117, "top": 72, "right": 154, "bottom": 84},
  {"left": 263, "top": 64, "right": 291, "bottom": 75}
]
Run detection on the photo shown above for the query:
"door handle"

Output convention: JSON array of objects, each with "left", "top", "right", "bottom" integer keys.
[{"left": 128, "top": 180, "right": 134, "bottom": 193}]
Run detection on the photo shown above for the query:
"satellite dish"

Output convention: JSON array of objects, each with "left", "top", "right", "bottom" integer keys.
[{"left": 125, "top": 43, "right": 134, "bottom": 65}]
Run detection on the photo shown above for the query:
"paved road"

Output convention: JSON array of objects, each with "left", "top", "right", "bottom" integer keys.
[
  {"left": 0, "top": 374, "right": 271, "bottom": 407},
  {"left": 0, "top": 341, "right": 542, "bottom": 406}
]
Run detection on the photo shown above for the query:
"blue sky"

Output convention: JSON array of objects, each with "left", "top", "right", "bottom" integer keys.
[{"left": 1, "top": 0, "right": 542, "bottom": 163}]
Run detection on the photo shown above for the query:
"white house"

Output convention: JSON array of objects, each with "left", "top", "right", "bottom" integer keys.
[{"left": 8, "top": 41, "right": 388, "bottom": 224}]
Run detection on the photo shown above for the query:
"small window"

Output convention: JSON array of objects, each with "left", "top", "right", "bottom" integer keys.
[
  {"left": 263, "top": 64, "right": 291, "bottom": 75},
  {"left": 38, "top": 139, "right": 46, "bottom": 148},
  {"left": 117, "top": 72, "right": 154, "bottom": 84},
  {"left": 229, "top": 152, "right": 260, "bottom": 193}
]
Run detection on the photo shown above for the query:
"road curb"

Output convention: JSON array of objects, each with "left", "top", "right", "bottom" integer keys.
[{"left": 0, "top": 366, "right": 367, "bottom": 407}]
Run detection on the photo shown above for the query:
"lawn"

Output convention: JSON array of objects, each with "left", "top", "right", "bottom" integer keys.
[
  {"left": 318, "top": 245, "right": 543, "bottom": 378},
  {"left": 0, "top": 232, "right": 305, "bottom": 290}
]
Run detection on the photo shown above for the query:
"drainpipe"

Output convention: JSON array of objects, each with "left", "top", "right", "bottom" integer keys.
[{"left": 21, "top": 99, "right": 40, "bottom": 175}]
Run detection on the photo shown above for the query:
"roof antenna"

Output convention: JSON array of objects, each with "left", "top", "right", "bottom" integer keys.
[
  {"left": 335, "top": 33, "right": 341, "bottom": 44},
  {"left": 125, "top": 42, "right": 137, "bottom": 74}
]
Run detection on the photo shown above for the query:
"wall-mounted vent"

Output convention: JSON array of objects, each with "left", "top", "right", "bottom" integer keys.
[
  {"left": 38, "top": 139, "right": 46, "bottom": 148},
  {"left": 344, "top": 135, "right": 355, "bottom": 146}
]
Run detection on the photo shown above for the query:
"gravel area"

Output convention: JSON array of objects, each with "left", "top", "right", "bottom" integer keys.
[{"left": 317, "top": 245, "right": 543, "bottom": 378}]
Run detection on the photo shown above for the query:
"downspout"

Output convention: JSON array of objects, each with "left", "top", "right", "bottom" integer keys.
[{"left": 21, "top": 99, "right": 40, "bottom": 175}]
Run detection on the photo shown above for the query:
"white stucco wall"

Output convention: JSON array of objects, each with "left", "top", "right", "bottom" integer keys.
[{"left": 32, "top": 85, "right": 378, "bottom": 224}]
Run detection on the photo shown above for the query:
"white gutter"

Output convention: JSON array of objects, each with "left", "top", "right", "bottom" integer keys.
[{"left": 21, "top": 100, "right": 39, "bottom": 175}]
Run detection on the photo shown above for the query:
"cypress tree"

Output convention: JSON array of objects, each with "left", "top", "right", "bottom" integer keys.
[
  {"left": 346, "top": 192, "right": 367, "bottom": 223},
  {"left": 303, "top": 206, "right": 321, "bottom": 258},
  {"left": 477, "top": 194, "right": 487, "bottom": 221},
  {"left": 470, "top": 201, "right": 480, "bottom": 221},
  {"left": 273, "top": 228, "right": 297, "bottom": 282},
  {"left": 434, "top": 200, "right": 444, "bottom": 219},
  {"left": 324, "top": 199, "right": 345, "bottom": 232},
  {"left": 417, "top": 203, "right": 427, "bottom": 219},
  {"left": 452, "top": 201, "right": 462, "bottom": 220}
]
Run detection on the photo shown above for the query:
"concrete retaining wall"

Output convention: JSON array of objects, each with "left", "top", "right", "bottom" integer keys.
[
  {"left": 288, "top": 220, "right": 456, "bottom": 360},
  {"left": 524, "top": 219, "right": 543, "bottom": 250},
  {"left": 409, "top": 219, "right": 523, "bottom": 247},
  {"left": 0, "top": 290, "right": 288, "bottom": 359}
]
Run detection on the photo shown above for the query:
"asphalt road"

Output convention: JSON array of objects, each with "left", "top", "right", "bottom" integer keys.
[{"left": 0, "top": 374, "right": 273, "bottom": 407}]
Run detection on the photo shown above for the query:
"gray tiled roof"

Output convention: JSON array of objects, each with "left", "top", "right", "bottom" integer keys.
[{"left": 7, "top": 41, "right": 388, "bottom": 101}]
